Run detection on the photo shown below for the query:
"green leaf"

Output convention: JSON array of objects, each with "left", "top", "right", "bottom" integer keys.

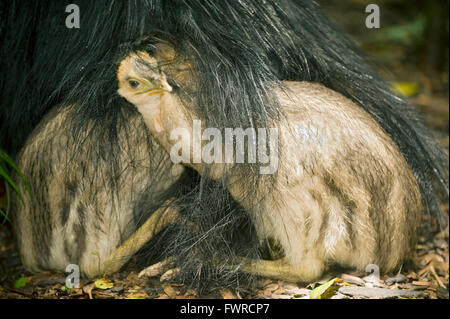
[
  {"left": 14, "top": 276, "right": 27, "bottom": 288},
  {"left": 309, "top": 278, "right": 343, "bottom": 299},
  {"left": 0, "top": 209, "right": 11, "bottom": 223},
  {"left": 94, "top": 278, "right": 114, "bottom": 290},
  {"left": 63, "top": 284, "right": 72, "bottom": 292},
  {"left": 0, "top": 150, "right": 32, "bottom": 200},
  {"left": 390, "top": 82, "right": 420, "bottom": 97},
  {"left": 0, "top": 182, "right": 12, "bottom": 224},
  {"left": 0, "top": 165, "right": 24, "bottom": 204},
  {"left": 0, "top": 150, "right": 32, "bottom": 224}
]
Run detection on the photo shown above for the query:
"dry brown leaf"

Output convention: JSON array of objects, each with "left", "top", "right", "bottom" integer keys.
[
  {"left": 339, "top": 286, "right": 425, "bottom": 298},
  {"left": 273, "top": 288, "right": 286, "bottom": 295},
  {"left": 412, "top": 281, "right": 431, "bottom": 287},
  {"left": 341, "top": 274, "right": 365, "bottom": 286},
  {"left": 162, "top": 284, "right": 177, "bottom": 298},
  {"left": 263, "top": 283, "right": 279, "bottom": 292},
  {"left": 384, "top": 274, "right": 407, "bottom": 286},
  {"left": 185, "top": 289, "right": 198, "bottom": 297},
  {"left": 420, "top": 253, "right": 445, "bottom": 266},
  {"left": 271, "top": 294, "right": 292, "bottom": 299},
  {"left": 406, "top": 272, "right": 418, "bottom": 280},
  {"left": 220, "top": 289, "right": 236, "bottom": 299}
]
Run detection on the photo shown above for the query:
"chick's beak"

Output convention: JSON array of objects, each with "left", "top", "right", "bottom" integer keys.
[
  {"left": 147, "top": 78, "right": 173, "bottom": 97},
  {"left": 161, "top": 78, "right": 173, "bottom": 92}
]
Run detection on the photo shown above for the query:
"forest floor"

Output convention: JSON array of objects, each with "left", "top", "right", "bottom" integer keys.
[
  {"left": 0, "top": 1, "right": 449, "bottom": 299},
  {"left": 0, "top": 203, "right": 448, "bottom": 299}
]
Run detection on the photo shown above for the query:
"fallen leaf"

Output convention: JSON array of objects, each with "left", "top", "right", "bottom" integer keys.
[
  {"left": 339, "top": 286, "right": 425, "bottom": 299},
  {"left": 407, "top": 272, "right": 418, "bottom": 280},
  {"left": 126, "top": 292, "right": 148, "bottom": 299},
  {"left": 94, "top": 278, "right": 114, "bottom": 290},
  {"left": 341, "top": 274, "right": 365, "bottom": 286},
  {"left": 111, "top": 285, "right": 124, "bottom": 293},
  {"left": 309, "top": 278, "right": 343, "bottom": 299},
  {"left": 264, "top": 282, "right": 279, "bottom": 290},
  {"left": 271, "top": 294, "right": 292, "bottom": 299},
  {"left": 185, "top": 289, "right": 198, "bottom": 297},
  {"left": 14, "top": 276, "right": 27, "bottom": 288},
  {"left": 385, "top": 274, "right": 407, "bottom": 286},
  {"left": 127, "top": 289, "right": 138, "bottom": 293},
  {"left": 391, "top": 82, "right": 419, "bottom": 97},
  {"left": 220, "top": 289, "right": 236, "bottom": 299},
  {"left": 412, "top": 281, "right": 431, "bottom": 287},
  {"left": 420, "top": 253, "right": 445, "bottom": 266},
  {"left": 162, "top": 284, "right": 177, "bottom": 298}
]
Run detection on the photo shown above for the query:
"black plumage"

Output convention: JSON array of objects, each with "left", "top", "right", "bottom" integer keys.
[{"left": 1, "top": 1, "right": 447, "bottom": 291}]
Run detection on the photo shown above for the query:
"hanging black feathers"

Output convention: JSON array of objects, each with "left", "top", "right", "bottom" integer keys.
[{"left": 1, "top": 1, "right": 448, "bottom": 291}]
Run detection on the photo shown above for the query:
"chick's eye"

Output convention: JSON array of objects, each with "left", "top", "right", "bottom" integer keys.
[{"left": 128, "top": 80, "right": 140, "bottom": 89}]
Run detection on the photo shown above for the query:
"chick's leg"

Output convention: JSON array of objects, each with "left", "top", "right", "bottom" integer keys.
[
  {"left": 98, "top": 199, "right": 180, "bottom": 276},
  {"left": 230, "top": 256, "right": 325, "bottom": 284}
]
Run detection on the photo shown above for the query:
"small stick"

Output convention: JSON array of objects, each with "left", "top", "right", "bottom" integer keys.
[{"left": 429, "top": 265, "right": 446, "bottom": 289}]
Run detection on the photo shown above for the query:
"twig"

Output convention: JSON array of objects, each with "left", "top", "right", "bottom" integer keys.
[{"left": 429, "top": 265, "right": 446, "bottom": 289}]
